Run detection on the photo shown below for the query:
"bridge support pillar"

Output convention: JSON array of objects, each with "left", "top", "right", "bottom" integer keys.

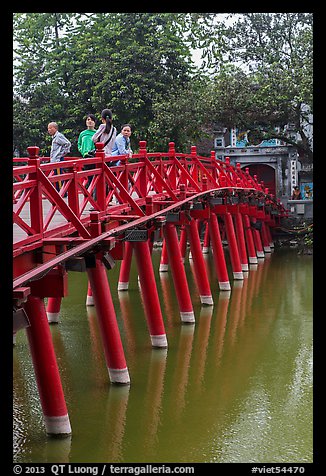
[
  {"left": 202, "top": 221, "right": 210, "bottom": 253},
  {"left": 251, "top": 218, "right": 265, "bottom": 259},
  {"left": 179, "top": 226, "right": 187, "bottom": 263},
  {"left": 86, "top": 281, "right": 94, "bottom": 306},
  {"left": 164, "top": 222, "right": 195, "bottom": 323},
  {"left": 87, "top": 258, "right": 130, "bottom": 384},
  {"left": 224, "top": 212, "right": 244, "bottom": 280},
  {"left": 208, "top": 213, "right": 231, "bottom": 291},
  {"left": 24, "top": 295, "right": 72, "bottom": 436},
  {"left": 187, "top": 219, "right": 213, "bottom": 306},
  {"left": 159, "top": 238, "right": 169, "bottom": 272},
  {"left": 133, "top": 241, "right": 168, "bottom": 348},
  {"left": 234, "top": 212, "right": 249, "bottom": 272},
  {"left": 261, "top": 222, "right": 272, "bottom": 253},
  {"left": 266, "top": 223, "right": 274, "bottom": 248},
  {"left": 118, "top": 241, "right": 133, "bottom": 291},
  {"left": 243, "top": 214, "right": 258, "bottom": 264},
  {"left": 46, "top": 297, "right": 62, "bottom": 323}
]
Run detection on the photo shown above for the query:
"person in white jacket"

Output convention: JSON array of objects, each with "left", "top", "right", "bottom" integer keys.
[{"left": 92, "top": 108, "right": 117, "bottom": 159}]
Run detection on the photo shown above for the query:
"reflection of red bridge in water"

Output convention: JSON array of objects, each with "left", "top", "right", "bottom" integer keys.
[{"left": 13, "top": 140, "right": 287, "bottom": 436}]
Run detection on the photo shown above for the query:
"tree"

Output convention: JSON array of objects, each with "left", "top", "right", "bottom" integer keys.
[
  {"left": 193, "top": 13, "right": 314, "bottom": 159},
  {"left": 13, "top": 13, "right": 195, "bottom": 155}
]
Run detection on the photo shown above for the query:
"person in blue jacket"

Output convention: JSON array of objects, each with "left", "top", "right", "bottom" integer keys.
[{"left": 111, "top": 124, "right": 133, "bottom": 164}]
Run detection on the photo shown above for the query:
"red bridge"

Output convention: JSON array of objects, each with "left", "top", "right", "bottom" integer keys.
[{"left": 13, "top": 140, "right": 287, "bottom": 436}]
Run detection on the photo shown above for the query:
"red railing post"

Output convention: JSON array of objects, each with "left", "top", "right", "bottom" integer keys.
[
  {"left": 95, "top": 142, "right": 106, "bottom": 209},
  {"left": 168, "top": 142, "right": 177, "bottom": 191},
  {"left": 67, "top": 161, "right": 79, "bottom": 216},
  {"left": 27, "top": 146, "right": 43, "bottom": 236},
  {"left": 138, "top": 140, "right": 148, "bottom": 197},
  {"left": 190, "top": 145, "right": 198, "bottom": 183},
  {"left": 211, "top": 151, "right": 217, "bottom": 182}
]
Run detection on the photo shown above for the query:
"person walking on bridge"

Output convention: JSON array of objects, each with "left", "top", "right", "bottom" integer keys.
[
  {"left": 78, "top": 114, "right": 97, "bottom": 188},
  {"left": 48, "top": 122, "right": 71, "bottom": 190},
  {"left": 92, "top": 108, "right": 117, "bottom": 163},
  {"left": 111, "top": 124, "right": 133, "bottom": 162}
]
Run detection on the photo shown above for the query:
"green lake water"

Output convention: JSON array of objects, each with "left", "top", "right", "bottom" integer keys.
[{"left": 13, "top": 247, "right": 313, "bottom": 463}]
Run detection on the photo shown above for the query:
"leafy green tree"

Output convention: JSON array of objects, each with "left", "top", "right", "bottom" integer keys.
[
  {"left": 198, "top": 13, "right": 313, "bottom": 159},
  {"left": 13, "top": 13, "right": 195, "bottom": 155}
]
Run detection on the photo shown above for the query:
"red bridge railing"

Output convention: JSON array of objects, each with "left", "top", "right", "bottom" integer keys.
[{"left": 13, "top": 140, "right": 287, "bottom": 438}]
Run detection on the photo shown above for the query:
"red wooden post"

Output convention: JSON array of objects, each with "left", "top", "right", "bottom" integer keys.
[
  {"left": 187, "top": 218, "right": 213, "bottom": 305},
  {"left": 86, "top": 281, "right": 94, "bottom": 306},
  {"left": 266, "top": 222, "right": 274, "bottom": 248},
  {"left": 67, "top": 161, "right": 80, "bottom": 215},
  {"left": 87, "top": 211, "right": 130, "bottom": 384},
  {"left": 234, "top": 212, "right": 249, "bottom": 272},
  {"left": 164, "top": 222, "right": 195, "bottom": 323},
  {"left": 27, "top": 147, "right": 43, "bottom": 236},
  {"left": 179, "top": 225, "right": 187, "bottom": 262},
  {"left": 208, "top": 212, "right": 231, "bottom": 291},
  {"left": 168, "top": 142, "right": 177, "bottom": 191},
  {"left": 118, "top": 241, "right": 133, "bottom": 291},
  {"left": 224, "top": 212, "right": 244, "bottom": 280},
  {"left": 87, "top": 258, "right": 130, "bottom": 384},
  {"left": 46, "top": 297, "right": 62, "bottom": 323},
  {"left": 24, "top": 295, "right": 71, "bottom": 435},
  {"left": 202, "top": 221, "right": 210, "bottom": 254},
  {"left": 138, "top": 141, "right": 148, "bottom": 198},
  {"left": 159, "top": 238, "right": 169, "bottom": 272},
  {"left": 211, "top": 151, "right": 217, "bottom": 182},
  {"left": 95, "top": 142, "right": 106, "bottom": 209},
  {"left": 242, "top": 214, "right": 258, "bottom": 264},
  {"left": 132, "top": 240, "right": 168, "bottom": 347},
  {"left": 261, "top": 221, "right": 272, "bottom": 253},
  {"left": 251, "top": 217, "right": 265, "bottom": 259}
]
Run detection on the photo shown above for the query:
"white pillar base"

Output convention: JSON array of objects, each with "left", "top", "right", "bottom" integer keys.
[
  {"left": 256, "top": 251, "right": 265, "bottom": 259},
  {"left": 219, "top": 281, "right": 231, "bottom": 291},
  {"left": 188, "top": 252, "right": 193, "bottom": 260},
  {"left": 117, "top": 282, "right": 129, "bottom": 291},
  {"left": 108, "top": 367, "right": 130, "bottom": 385},
  {"left": 233, "top": 271, "right": 244, "bottom": 280},
  {"left": 180, "top": 311, "right": 195, "bottom": 324},
  {"left": 264, "top": 246, "right": 271, "bottom": 253},
  {"left": 270, "top": 241, "right": 274, "bottom": 248},
  {"left": 47, "top": 312, "right": 60, "bottom": 324},
  {"left": 159, "top": 264, "right": 169, "bottom": 272},
  {"left": 86, "top": 295, "right": 94, "bottom": 306},
  {"left": 150, "top": 334, "right": 168, "bottom": 348},
  {"left": 219, "top": 290, "right": 231, "bottom": 299},
  {"left": 241, "top": 263, "right": 249, "bottom": 272},
  {"left": 249, "top": 256, "right": 258, "bottom": 264},
  {"left": 44, "top": 414, "right": 72, "bottom": 436},
  {"left": 200, "top": 295, "right": 214, "bottom": 306},
  {"left": 202, "top": 247, "right": 209, "bottom": 254}
]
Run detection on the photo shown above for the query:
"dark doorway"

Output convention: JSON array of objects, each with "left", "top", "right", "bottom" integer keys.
[{"left": 244, "top": 164, "right": 276, "bottom": 196}]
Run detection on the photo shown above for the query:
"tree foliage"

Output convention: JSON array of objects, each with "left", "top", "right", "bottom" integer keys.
[{"left": 13, "top": 13, "right": 313, "bottom": 159}]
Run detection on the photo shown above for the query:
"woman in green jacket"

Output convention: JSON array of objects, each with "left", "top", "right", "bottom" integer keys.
[{"left": 78, "top": 114, "right": 97, "bottom": 188}]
